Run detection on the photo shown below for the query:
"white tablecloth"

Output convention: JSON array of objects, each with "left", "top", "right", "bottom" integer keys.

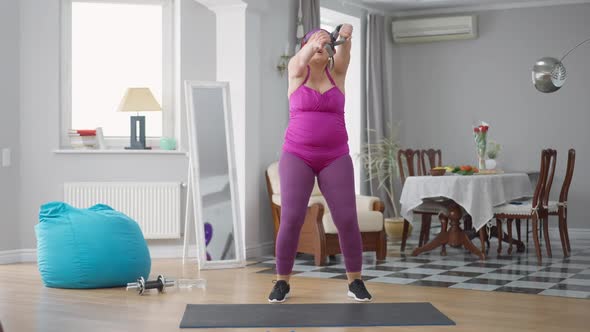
[{"left": 400, "top": 173, "right": 533, "bottom": 231}]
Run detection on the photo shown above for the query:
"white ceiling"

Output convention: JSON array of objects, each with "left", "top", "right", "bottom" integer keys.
[{"left": 359, "top": 0, "right": 590, "bottom": 14}]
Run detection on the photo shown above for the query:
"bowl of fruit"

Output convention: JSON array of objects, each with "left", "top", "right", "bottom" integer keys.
[
  {"left": 450, "top": 165, "right": 479, "bottom": 176},
  {"left": 430, "top": 167, "right": 446, "bottom": 176}
]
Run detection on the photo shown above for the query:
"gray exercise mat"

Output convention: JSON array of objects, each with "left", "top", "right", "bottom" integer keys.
[{"left": 179, "top": 302, "right": 455, "bottom": 328}]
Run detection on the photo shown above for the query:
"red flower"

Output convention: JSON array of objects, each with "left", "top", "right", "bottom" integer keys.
[
  {"left": 474, "top": 127, "right": 480, "bottom": 133},
  {"left": 482, "top": 125, "right": 489, "bottom": 133}
]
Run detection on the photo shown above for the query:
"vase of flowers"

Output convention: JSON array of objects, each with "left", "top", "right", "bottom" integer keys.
[{"left": 473, "top": 122, "right": 489, "bottom": 170}]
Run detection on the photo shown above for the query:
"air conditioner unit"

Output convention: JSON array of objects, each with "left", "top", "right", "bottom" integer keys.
[{"left": 392, "top": 15, "right": 478, "bottom": 44}]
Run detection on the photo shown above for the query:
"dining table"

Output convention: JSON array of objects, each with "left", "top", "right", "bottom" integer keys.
[{"left": 399, "top": 172, "right": 533, "bottom": 259}]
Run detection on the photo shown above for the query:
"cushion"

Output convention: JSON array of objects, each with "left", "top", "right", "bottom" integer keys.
[
  {"left": 493, "top": 199, "right": 559, "bottom": 216},
  {"left": 546, "top": 200, "right": 560, "bottom": 213},
  {"left": 272, "top": 194, "right": 380, "bottom": 212},
  {"left": 323, "top": 210, "right": 383, "bottom": 234},
  {"left": 267, "top": 162, "right": 322, "bottom": 196},
  {"left": 272, "top": 194, "right": 326, "bottom": 207},
  {"left": 35, "top": 202, "right": 151, "bottom": 289},
  {"left": 493, "top": 202, "right": 535, "bottom": 216},
  {"left": 355, "top": 195, "right": 381, "bottom": 211}
]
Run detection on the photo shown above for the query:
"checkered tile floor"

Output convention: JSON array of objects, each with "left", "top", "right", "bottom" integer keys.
[{"left": 250, "top": 229, "right": 590, "bottom": 300}]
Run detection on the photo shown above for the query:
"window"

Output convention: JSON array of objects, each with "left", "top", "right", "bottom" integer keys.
[
  {"left": 321, "top": 8, "right": 362, "bottom": 194},
  {"left": 62, "top": 0, "right": 174, "bottom": 147}
]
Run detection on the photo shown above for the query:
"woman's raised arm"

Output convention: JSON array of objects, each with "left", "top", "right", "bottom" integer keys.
[
  {"left": 288, "top": 30, "right": 331, "bottom": 79},
  {"left": 333, "top": 24, "right": 353, "bottom": 76}
]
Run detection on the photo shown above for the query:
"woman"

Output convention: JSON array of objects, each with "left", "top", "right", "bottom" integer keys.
[{"left": 268, "top": 24, "right": 372, "bottom": 303}]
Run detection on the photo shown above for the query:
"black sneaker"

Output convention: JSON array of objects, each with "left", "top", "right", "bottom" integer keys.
[
  {"left": 348, "top": 279, "right": 372, "bottom": 302},
  {"left": 268, "top": 280, "right": 290, "bottom": 303}
]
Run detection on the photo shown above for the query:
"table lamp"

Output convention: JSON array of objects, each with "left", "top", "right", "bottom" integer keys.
[{"left": 117, "top": 87, "right": 161, "bottom": 149}]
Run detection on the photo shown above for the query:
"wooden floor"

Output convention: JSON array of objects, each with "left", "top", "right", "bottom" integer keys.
[{"left": 0, "top": 259, "right": 586, "bottom": 332}]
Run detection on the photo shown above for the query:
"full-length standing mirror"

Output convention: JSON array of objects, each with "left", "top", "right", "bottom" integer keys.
[{"left": 183, "top": 81, "right": 245, "bottom": 269}]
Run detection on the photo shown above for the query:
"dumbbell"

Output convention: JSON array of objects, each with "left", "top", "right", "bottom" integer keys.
[
  {"left": 325, "top": 24, "right": 347, "bottom": 57},
  {"left": 126, "top": 275, "right": 175, "bottom": 295}
]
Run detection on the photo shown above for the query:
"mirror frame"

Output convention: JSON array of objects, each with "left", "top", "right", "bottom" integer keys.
[{"left": 183, "top": 80, "right": 245, "bottom": 269}]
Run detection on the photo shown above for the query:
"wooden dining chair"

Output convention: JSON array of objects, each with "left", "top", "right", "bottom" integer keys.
[
  {"left": 548, "top": 149, "right": 576, "bottom": 257},
  {"left": 399, "top": 149, "right": 449, "bottom": 253},
  {"left": 492, "top": 149, "right": 555, "bottom": 263},
  {"left": 420, "top": 149, "right": 442, "bottom": 175},
  {"left": 398, "top": 149, "right": 423, "bottom": 181},
  {"left": 399, "top": 149, "right": 423, "bottom": 251},
  {"left": 512, "top": 149, "right": 557, "bottom": 255},
  {"left": 418, "top": 148, "right": 449, "bottom": 239},
  {"left": 540, "top": 149, "right": 558, "bottom": 258}
]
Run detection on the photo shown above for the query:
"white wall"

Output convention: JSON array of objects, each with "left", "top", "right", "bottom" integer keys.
[
  {"left": 243, "top": 0, "right": 297, "bottom": 257},
  {"left": 0, "top": 0, "right": 21, "bottom": 251},
  {"left": 395, "top": 3, "right": 590, "bottom": 228},
  {"left": 180, "top": 0, "right": 217, "bottom": 148},
  {"left": 17, "top": 0, "right": 216, "bottom": 251}
]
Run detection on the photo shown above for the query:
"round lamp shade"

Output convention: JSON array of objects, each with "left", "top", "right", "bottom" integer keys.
[{"left": 532, "top": 57, "right": 567, "bottom": 93}]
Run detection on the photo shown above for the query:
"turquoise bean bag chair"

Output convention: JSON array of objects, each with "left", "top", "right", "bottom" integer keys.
[{"left": 35, "top": 202, "right": 151, "bottom": 289}]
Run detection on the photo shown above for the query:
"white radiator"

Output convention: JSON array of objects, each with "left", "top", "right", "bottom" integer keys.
[{"left": 63, "top": 182, "right": 182, "bottom": 239}]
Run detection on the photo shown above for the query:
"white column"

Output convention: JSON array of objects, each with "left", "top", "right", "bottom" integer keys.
[
  {"left": 244, "top": 2, "right": 263, "bottom": 258},
  {"left": 196, "top": 0, "right": 269, "bottom": 259},
  {"left": 212, "top": 5, "right": 246, "bottom": 239}
]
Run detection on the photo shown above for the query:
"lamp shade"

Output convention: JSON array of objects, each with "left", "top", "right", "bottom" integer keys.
[
  {"left": 117, "top": 88, "right": 161, "bottom": 112},
  {"left": 532, "top": 57, "right": 567, "bottom": 93}
]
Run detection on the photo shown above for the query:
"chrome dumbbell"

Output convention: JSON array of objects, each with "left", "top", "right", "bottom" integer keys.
[{"left": 126, "top": 275, "right": 175, "bottom": 295}]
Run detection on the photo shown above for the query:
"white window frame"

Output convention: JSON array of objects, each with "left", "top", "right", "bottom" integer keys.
[{"left": 60, "top": 0, "right": 176, "bottom": 149}]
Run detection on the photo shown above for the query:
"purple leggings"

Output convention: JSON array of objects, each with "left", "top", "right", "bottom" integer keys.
[{"left": 275, "top": 150, "right": 362, "bottom": 275}]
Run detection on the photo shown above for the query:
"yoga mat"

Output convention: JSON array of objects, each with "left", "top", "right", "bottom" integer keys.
[{"left": 179, "top": 302, "right": 455, "bottom": 328}]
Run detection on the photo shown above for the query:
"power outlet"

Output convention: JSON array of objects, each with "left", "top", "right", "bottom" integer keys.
[{"left": 2, "top": 148, "right": 11, "bottom": 167}]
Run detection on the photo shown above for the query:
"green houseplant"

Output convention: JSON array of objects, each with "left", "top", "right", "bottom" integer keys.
[
  {"left": 485, "top": 141, "right": 501, "bottom": 170},
  {"left": 357, "top": 123, "right": 411, "bottom": 240}
]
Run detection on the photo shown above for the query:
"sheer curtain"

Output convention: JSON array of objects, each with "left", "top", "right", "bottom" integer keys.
[{"left": 363, "top": 13, "right": 398, "bottom": 217}]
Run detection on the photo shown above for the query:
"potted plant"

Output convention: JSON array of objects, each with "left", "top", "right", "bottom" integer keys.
[
  {"left": 485, "top": 141, "right": 501, "bottom": 170},
  {"left": 357, "top": 123, "right": 412, "bottom": 240}
]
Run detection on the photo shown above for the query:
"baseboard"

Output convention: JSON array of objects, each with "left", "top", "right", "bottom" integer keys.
[
  {"left": 0, "top": 249, "right": 24, "bottom": 264},
  {"left": 148, "top": 244, "right": 199, "bottom": 259},
  {"left": 0, "top": 245, "right": 198, "bottom": 265},
  {"left": 246, "top": 241, "right": 275, "bottom": 259},
  {"left": 151, "top": 242, "right": 276, "bottom": 260},
  {"left": 519, "top": 226, "right": 589, "bottom": 234},
  {"left": 0, "top": 242, "right": 273, "bottom": 264},
  {"left": 0, "top": 249, "right": 37, "bottom": 264},
  {"left": 559, "top": 227, "right": 590, "bottom": 238},
  {"left": 426, "top": 225, "right": 590, "bottom": 234},
  {"left": 567, "top": 227, "right": 590, "bottom": 233}
]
